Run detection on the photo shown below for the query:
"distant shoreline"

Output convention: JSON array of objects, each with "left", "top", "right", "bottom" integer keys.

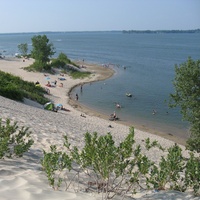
[
  {"left": 0, "top": 29, "right": 200, "bottom": 35},
  {"left": 122, "top": 29, "right": 200, "bottom": 34}
]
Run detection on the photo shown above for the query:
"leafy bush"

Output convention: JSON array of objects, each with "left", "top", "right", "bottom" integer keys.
[
  {"left": 0, "top": 70, "right": 49, "bottom": 104},
  {"left": 42, "top": 128, "right": 153, "bottom": 198},
  {"left": 185, "top": 153, "right": 200, "bottom": 195},
  {"left": 0, "top": 84, "right": 24, "bottom": 101},
  {"left": 51, "top": 59, "right": 66, "bottom": 68},
  {"left": 51, "top": 53, "right": 79, "bottom": 69},
  {"left": 41, "top": 145, "right": 72, "bottom": 190},
  {"left": 25, "top": 61, "right": 51, "bottom": 72},
  {"left": 41, "top": 128, "right": 200, "bottom": 198},
  {"left": 0, "top": 118, "right": 34, "bottom": 158},
  {"left": 147, "top": 144, "right": 185, "bottom": 191}
]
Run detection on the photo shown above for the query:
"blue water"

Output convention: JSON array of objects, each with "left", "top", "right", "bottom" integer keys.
[{"left": 1, "top": 31, "right": 200, "bottom": 139}]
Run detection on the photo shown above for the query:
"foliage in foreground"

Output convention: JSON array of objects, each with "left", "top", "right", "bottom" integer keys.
[
  {"left": 0, "top": 70, "right": 49, "bottom": 104},
  {"left": 0, "top": 118, "right": 34, "bottom": 158},
  {"left": 41, "top": 127, "right": 200, "bottom": 199},
  {"left": 170, "top": 57, "right": 200, "bottom": 152}
]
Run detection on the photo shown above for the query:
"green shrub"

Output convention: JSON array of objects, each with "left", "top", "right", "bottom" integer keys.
[
  {"left": 41, "top": 145, "right": 72, "bottom": 190},
  {"left": 51, "top": 59, "right": 66, "bottom": 68},
  {"left": 0, "top": 70, "right": 49, "bottom": 104},
  {"left": 0, "top": 118, "right": 34, "bottom": 158},
  {"left": 41, "top": 128, "right": 200, "bottom": 198},
  {"left": 65, "top": 129, "right": 135, "bottom": 180},
  {"left": 185, "top": 153, "right": 200, "bottom": 195},
  {"left": 42, "top": 128, "right": 145, "bottom": 199},
  {"left": 0, "top": 84, "right": 24, "bottom": 101},
  {"left": 26, "top": 61, "right": 47, "bottom": 72},
  {"left": 147, "top": 144, "right": 185, "bottom": 191}
]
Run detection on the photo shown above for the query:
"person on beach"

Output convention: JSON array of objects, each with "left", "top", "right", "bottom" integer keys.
[
  {"left": 59, "top": 83, "right": 63, "bottom": 87},
  {"left": 35, "top": 81, "right": 40, "bottom": 85},
  {"left": 57, "top": 105, "right": 70, "bottom": 112},
  {"left": 45, "top": 88, "right": 50, "bottom": 94},
  {"left": 80, "top": 113, "right": 86, "bottom": 117},
  {"left": 113, "top": 111, "right": 116, "bottom": 120},
  {"left": 75, "top": 93, "right": 79, "bottom": 101},
  {"left": 46, "top": 81, "right": 51, "bottom": 87}
]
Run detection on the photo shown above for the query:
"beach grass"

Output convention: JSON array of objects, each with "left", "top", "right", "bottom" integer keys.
[{"left": 70, "top": 71, "right": 91, "bottom": 79}]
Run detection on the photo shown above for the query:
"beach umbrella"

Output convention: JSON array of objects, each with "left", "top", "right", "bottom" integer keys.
[
  {"left": 45, "top": 77, "right": 50, "bottom": 80},
  {"left": 56, "top": 103, "right": 63, "bottom": 107},
  {"left": 56, "top": 103, "right": 63, "bottom": 110}
]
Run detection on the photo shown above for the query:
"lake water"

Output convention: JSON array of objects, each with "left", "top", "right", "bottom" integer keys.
[{"left": 1, "top": 31, "right": 200, "bottom": 139}]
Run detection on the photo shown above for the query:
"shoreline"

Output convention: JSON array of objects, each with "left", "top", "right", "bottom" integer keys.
[
  {"left": 69, "top": 95, "right": 187, "bottom": 146},
  {"left": 69, "top": 61, "right": 187, "bottom": 146}
]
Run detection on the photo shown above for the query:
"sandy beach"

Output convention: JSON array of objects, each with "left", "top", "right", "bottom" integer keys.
[{"left": 0, "top": 58, "right": 199, "bottom": 200}]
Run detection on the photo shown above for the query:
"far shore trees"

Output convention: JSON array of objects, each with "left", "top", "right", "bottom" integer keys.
[
  {"left": 31, "top": 35, "right": 55, "bottom": 71},
  {"left": 170, "top": 57, "right": 200, "bottom": 152}
]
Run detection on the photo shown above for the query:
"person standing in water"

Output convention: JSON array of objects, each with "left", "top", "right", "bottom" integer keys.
[{"left": 80, "top": 84, "right": 83, "bottom": 92}]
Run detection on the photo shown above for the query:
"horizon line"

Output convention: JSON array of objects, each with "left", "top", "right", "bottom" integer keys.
[{"left": 0, "top": 28, "right": 200, "bottom": 35}]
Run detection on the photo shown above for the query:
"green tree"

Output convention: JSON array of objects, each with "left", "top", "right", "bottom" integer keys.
[
  {"left": 31, "top": 35, "right": 55, "bottom": 70},
  {"left": 18, "top": 43, "right": 28, "bottom": 57},
  {"left": 170, "top": 57, "right": 200, "bottom": 152}
]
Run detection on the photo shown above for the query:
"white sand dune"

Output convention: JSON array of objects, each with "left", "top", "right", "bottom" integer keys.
[{"left": 0, "top": 58, "right": 199, "bottom": 200}]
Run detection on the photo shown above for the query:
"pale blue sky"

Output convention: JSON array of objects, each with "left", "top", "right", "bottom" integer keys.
[{"left": 0, "top": 0, "right": 199, "bottom": 33}]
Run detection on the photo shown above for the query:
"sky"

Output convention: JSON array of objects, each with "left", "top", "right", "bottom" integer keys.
[{"left": 0, "top": 0, "right": 199, "bottom": 33}]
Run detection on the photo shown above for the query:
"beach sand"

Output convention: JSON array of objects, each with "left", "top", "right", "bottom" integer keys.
[{"left": 0, "top": 58, "right": 199, "bottom": 200}]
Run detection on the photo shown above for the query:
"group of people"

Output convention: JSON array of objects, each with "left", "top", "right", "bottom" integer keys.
[{"left": 56, "top": 104, "right": 70, "bottom": 112}]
